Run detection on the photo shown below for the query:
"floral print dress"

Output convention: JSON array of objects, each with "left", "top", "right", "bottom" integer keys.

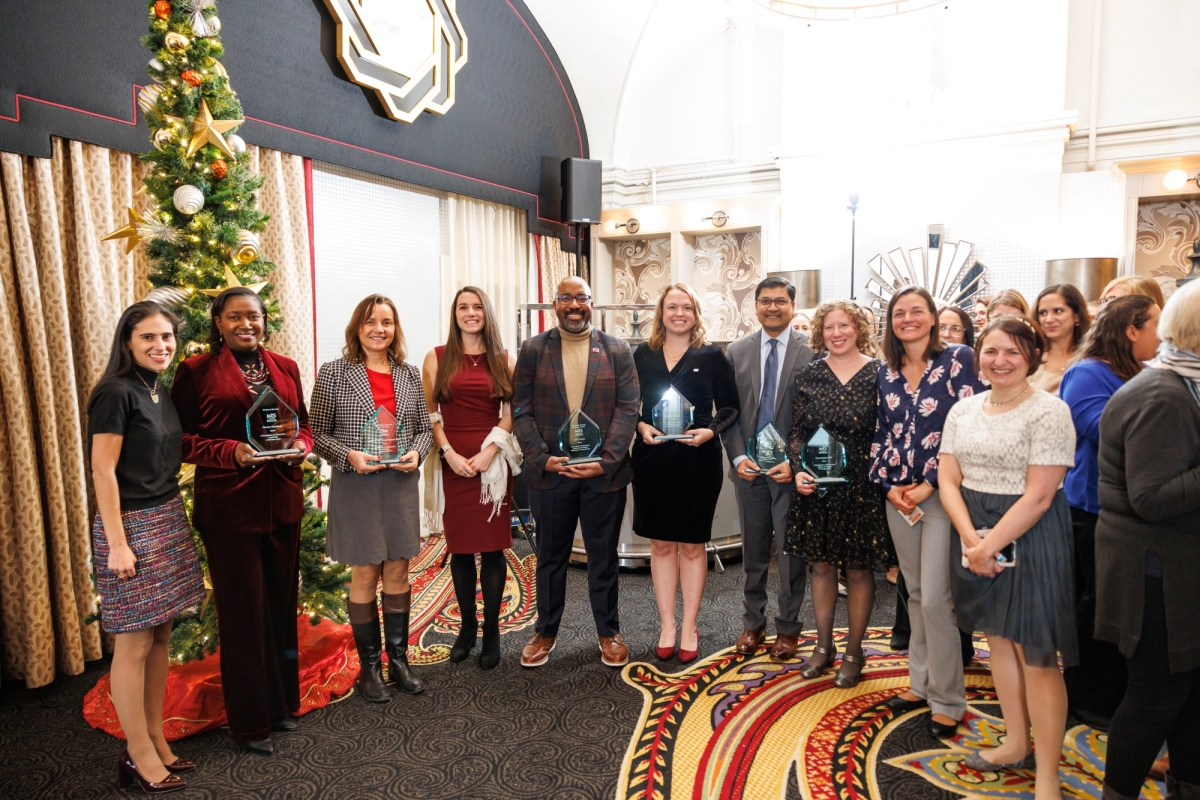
[{"left": 869, "top": 344, "right": 984, "bottom": 489}]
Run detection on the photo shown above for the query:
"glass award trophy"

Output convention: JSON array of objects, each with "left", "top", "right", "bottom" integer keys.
[
  {"left": 245, "top": 387, "right": 302, "bottom": 457},
  {"left": 360, "top": 406, "right": 409, "bottom": 465},
  {"left": 799, "top": 425, "right": 850, "bottom": 487},
  {"left": 651, "top": 387, "right": 695, "bottom": 441},
  {"left": 746, "top": 423, "right": 788, "bottom": 475},
  {"left": 557, "top": 407, "right": 603, "bottom": 465}
]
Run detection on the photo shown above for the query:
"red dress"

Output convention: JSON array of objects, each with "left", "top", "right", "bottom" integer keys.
[{"left": 437, "top": 346, "right": 513, "bottom": 554}]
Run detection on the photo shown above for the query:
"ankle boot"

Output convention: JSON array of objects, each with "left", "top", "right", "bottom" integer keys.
[
  {"left": 382, "top": 591, "right": 425, "bottom": 694},
  {"left": 450, "top": 616, "right": 477, "bottom": 663},
  {"left": 1166, "top": 773, "right": 1200, "bottom": 800},
  {"left": 479, "top": 614, "right": 500, "bottom": 671},
  {"left": 347, "top": 602, "right": 390, "bottom": 704}
]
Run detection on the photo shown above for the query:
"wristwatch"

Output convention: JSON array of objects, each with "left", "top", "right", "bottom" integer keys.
[{"left": 440, "top": 444, "right": 452, "bottom": 456}]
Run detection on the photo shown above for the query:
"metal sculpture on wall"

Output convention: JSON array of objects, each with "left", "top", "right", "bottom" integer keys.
[
  {"left": 862, "top": 224, "right": 990, "bottom": 314},
  {"left": 321, "top": 0, "right": 468, "bottom": 123}
]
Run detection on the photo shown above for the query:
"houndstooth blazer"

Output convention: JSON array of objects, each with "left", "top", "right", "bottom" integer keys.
[{"left": 309, "top": 356, "right": 433, "bottom": 472}]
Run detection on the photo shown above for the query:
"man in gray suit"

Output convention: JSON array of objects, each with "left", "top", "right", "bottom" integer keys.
[{"left": 721, "top": 276, "right": 815, "bottom": 660}]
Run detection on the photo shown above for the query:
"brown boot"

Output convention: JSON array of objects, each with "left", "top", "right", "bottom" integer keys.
[{"left": 520, "top": 632, "right": 555, "bottom": 667}]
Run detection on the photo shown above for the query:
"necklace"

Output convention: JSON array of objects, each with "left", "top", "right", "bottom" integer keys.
[
  {"left": 987, "top": 383, "right": 1030, "bottom": 407},
  {"left": 664, "top": 347, "right": 686, "bottom": 364},
  {"left": 465, "top": 352, "right": 484, "bottom": 367},
  {"left": 134, "top": 370, "right": 160, "bottom": 404}
]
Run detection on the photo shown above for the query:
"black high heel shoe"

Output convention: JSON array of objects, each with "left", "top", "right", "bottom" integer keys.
[
  {"left": 833, "top": 653, "right": 865, "bottom": 689},
  {"left": 117, "top": 750, "right": 186, "bottom": 793},
  {"left": 800, "top": 645, "right": 838, "bottom": 680},
  {"left": 450, "top": 617, "right": 478, "bottom": 663}
]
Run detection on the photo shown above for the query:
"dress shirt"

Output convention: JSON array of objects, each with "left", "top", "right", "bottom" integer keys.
[{"left": 732, "top": 329, "right": 790, "bottom": 468}]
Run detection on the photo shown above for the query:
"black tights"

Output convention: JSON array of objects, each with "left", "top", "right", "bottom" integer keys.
[
  {"left": 449, "top": 551, "right": 507, "bottom": 627},
  {"left": 1104, "top": 576, "right": 1200, "bottom": 795},
  {"left": 811, "top": 563, "right": 874, "bottom": 656}
]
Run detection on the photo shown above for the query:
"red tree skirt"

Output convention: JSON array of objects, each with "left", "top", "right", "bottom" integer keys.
[{"left": 83, "top": 617, "right": 358, "bottom": 741}]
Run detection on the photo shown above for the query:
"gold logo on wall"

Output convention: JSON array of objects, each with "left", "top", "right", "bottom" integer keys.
[{"left": 322, "top": 0, "right": 468, "bottom": 123}]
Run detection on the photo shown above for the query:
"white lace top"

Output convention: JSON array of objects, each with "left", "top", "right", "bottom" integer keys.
[{"left": 941, "top": 389, "right": 1075, "bottom": 495}]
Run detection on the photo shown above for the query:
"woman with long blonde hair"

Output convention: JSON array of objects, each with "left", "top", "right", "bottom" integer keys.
[{"left": 632, "top": 283, "right": 739, "bottom": 663}]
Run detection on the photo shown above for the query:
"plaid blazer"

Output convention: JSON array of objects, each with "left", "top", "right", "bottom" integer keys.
[
  {"left": 512, "top": 327, "right": 640, "bottom": 492},
  {"left": 309, "top": 356, "right": 433, "bottom": 472}
]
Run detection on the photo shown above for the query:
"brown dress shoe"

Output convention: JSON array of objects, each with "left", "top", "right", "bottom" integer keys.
[
  {"left": 735, "top": 629, "right": 765, "bottom": 655},
  {"left": 520, "top": 633, "right": 556, "bottom": 667},
  {"left": 770, "top": 634, "right": 800, "bottom": 661},
  {"left": 599, "top": 633, "right": 629, "bottom": 666}
]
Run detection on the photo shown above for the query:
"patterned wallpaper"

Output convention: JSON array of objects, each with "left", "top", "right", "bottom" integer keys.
[
  {"left": 1135, "top": 199, "right": 1200, "bottom": 298},
  {"left": 612, "top": 238, "right": 672, "bottom": 339},
  {"left": 694, "top": 231, "right": 764, "bottom": 341}
]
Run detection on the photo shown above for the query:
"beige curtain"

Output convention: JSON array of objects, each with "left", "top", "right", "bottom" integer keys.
[
  {"left": 247, "top": 146, "right": 314, "bottom": 392},
  {"left": 0, "top": 139, "right": 152, "bottom": 687},
  {"left": 536, "top": 234, "right": 582, "bottom": 333},
  {"left": 444, "top": 194, "right": 529, "bottom": 352},
  {"left": 0, "top": 139, "right": 312, "bottom": 687}
]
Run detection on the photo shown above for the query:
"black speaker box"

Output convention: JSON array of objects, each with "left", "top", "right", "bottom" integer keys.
[{"left": 561, "top": 158, "right": 602, "bottom": 224}]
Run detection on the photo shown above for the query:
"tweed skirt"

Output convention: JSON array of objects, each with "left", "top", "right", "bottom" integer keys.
[
  {"left": 92, "top": 495, "right": 206, "bottom": 634},
  {"left": 326, "top": 468, "right": 421, "bottom": 565}
]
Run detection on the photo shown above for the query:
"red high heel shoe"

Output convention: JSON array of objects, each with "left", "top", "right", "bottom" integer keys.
[
  {"left": 678, "top": 630, "right": 700, "bottom": 664},
  {"left": 655, "top": 629, "right": 677, "bottom": 660},
  {"left": 117, "top": 749, "right": 186, "bottom": 793},
  {"left": 164, "top": 757, "right": 196, "bottom": 774}
]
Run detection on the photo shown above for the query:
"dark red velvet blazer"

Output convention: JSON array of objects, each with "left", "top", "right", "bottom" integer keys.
[{"left": 171, "top": 346, "right": 314, "bottom": 536}]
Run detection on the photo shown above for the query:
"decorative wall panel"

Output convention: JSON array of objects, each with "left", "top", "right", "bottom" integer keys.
[
  {"left": 1135, "top": 199, "right": 1200, "bottom": 298},
  {"left": 612, "top": 238, "right": 671, "bottom": 339},
  {"left": 693, "top": 231, "right": 763, "bottom": 342}
]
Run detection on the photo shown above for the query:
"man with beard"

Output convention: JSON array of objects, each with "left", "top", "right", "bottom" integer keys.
[
  {"left": 513, "top": 277, "right": 640, "bottom": 667},
  {"left": 722, "top": 276, "right": 814, "bottom": 661}
]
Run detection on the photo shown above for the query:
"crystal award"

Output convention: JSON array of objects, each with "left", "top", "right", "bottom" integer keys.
[
  {"left": 360, "top": 406, "right": 409, "bottom": 465},
  {"left": 557, "top": 407, "right": 603, "bottom": 465},
  {"left": 245, "top": 387, "right": 302, "bottom": 457},
  {"left": 746, "top": 423, "right": 788, "bottom": 475},
  {"left": 799, "top": 425, "right": 850, "bottom": 486},
  {"left": 651, "top": 387, "right": 695, "bottom": 441}
]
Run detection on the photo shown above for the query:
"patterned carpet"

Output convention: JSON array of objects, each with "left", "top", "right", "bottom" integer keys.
[{"left": 0, "top": 542, "right": 1153, "bottom": 799}]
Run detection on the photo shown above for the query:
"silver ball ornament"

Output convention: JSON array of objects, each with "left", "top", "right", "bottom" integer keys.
[
  {"left": 148, "top": 58, "right": 166, "bottom": 79},
  {"left": 152, "top": 128, "right": 173, "bottom": 151},
  {"left": 231, "top": 230, "right": 260, "bottom": 264},
  {"left": 172, "top": 185, "right": 205, "bottom": 215},
  {"left": 225, "top": 134, "right": 246, "bottom": 155}
]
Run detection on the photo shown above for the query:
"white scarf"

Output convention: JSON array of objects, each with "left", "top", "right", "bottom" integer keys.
[
  {"left": 422, "top": 412, "right": 446, "bottom": 535},
  {"left": 422, "top": 412, "right": 523, "bottom": 533},
  {"left": 1156, "top": 342, "right": 1200, "bottom": 407}
]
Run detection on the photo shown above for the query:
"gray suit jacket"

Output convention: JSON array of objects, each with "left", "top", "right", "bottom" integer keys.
[{"left": 720, "top": 327, "right": 815, "bottom": 482}]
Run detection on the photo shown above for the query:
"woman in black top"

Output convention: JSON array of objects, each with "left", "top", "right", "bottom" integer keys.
[
  {"left": 1098, "top": 281, "right": 1200, "bottom": 799},
  {"left": 88, "top": 302, "right": 205, "bottom": 793},
  {"left": 633, "top": 284, "right": 739, "bottom": 663}
]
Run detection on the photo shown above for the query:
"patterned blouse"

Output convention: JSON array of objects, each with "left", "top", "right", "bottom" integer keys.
[{"left": 869, "top": 343, "right": 984, "bottom": 490}]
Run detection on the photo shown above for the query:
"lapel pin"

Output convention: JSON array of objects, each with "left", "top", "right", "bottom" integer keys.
[{"left": 592, "top": 347, "right": 600, "bottom": 353}]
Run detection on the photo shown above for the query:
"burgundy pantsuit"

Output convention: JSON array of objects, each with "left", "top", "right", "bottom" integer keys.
[{"left": 172, "top": 346, "right": 314, "bottom": 741}]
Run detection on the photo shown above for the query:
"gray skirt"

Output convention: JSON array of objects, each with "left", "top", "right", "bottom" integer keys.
[
  {"left": 950, "top": 486, "right": 1078, "bottom": 668},
  {"left": 326, "top": 468, "right": 421, "bottom": 566}
]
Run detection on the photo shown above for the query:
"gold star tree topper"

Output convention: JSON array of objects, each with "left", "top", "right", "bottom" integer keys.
[
  {"left": 186, "top": 98, "right": 243, "bottom": 159},
  {"left": 101, "top": 208, "right": 149, "bottom": 254},
  {"left": 200, "top": 264, "right": 268, "bottom": 297}
]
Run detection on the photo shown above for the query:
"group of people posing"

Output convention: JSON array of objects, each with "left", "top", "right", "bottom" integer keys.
[{"left": 88, "top": 269, "right": 1200, "bottom": 798}]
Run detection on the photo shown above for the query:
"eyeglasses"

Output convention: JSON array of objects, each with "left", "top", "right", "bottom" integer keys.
[
  {"left": 555, "top": 294, "right": 592, "bottom": 305},
  {"left": 756, "top": 297, "right": 793, "bottom": 308},
  {"left": 940, "top": 324, "right": 964, "bottom": 335}
]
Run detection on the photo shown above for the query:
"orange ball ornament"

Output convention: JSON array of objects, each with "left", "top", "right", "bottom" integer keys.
[
  {"left": 180, "top": 69, "right": 202, "bottom": 87},
  {"left": 153, "top": 1, "right": 172, "bottom": 20},
  {"left": 210, "top": 159, "right": 229, "bottom": 179}
]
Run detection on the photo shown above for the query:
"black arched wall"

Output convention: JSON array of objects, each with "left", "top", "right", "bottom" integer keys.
[{"left": 0, "top": 0, "right": 586, "bottom": 236}]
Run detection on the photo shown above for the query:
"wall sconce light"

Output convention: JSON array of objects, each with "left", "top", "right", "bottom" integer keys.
[
  {"left": 1162, "top": 169, "right": 1198, "bottom": 191},
  {"left": 615, "top": 218, "right": 640, "bottom": 234},
  {"left": 702, "top": 210, "right": 729, "bottom": 227}
]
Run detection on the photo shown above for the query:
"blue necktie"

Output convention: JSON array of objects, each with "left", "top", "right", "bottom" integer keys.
[{"left": 757, "top": 338, "right": 779, "bottom": 432}]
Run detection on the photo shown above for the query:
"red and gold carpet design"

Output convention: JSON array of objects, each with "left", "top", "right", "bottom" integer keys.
[
  {"left": 618, "top": 629, "right": 1164, "bottom": 800},
  {"left": 83, "top": 537, "right": 536, "bottom": 740}
]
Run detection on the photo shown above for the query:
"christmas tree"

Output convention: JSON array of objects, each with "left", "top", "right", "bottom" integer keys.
[{"left": 104, "top": 0, "right": 349, "bottom": 662}]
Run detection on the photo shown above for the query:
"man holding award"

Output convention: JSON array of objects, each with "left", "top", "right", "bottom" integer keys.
[
  {"left": 512, "top": 277, "right": 640, "bottom": 668},
  {"left": 721, "top": 276, "right": 814, "bottom": 661}
]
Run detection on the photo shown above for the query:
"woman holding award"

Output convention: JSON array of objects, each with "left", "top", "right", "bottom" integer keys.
[
  {"left": 938, "top": 316, "right": 1077, "bottom": 794},
  {"left": 785, "top": 302, "right": 887, "bottom": 688},
  {"left": 870, "top": 286, "right": 984, "bottom": 739},
  {"left": 90, "top": 302, "right": 205, "bottom": 792},
  {"left": 171, "top": 287, "right": 313, "bottom": 753},
  {"left": 632, "top": 284, "right": 739, "bottom": 663},
  {"left": 310, "top": 294, "right": 431, "bottom": 702},
  {"left": 421, "top": 287, "right": 519, "bottom": 671}
]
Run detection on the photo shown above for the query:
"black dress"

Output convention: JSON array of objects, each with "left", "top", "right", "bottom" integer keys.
[
  {"left": 784, "top": 357, "right": 891, "bottom": 570},
  {"left": 631, "top": 343, "right": 739, "bottom": 543}
]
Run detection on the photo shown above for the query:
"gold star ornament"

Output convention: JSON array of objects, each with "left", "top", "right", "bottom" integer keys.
[
  {"left": 101, "top": 208, "right": 148, "bottom": 254},
  {"left": 200, "top": 264, "right": 268, "bottom": 297},
  {"left": 185, "top": 99, "right": 243, "bottom": 159}
]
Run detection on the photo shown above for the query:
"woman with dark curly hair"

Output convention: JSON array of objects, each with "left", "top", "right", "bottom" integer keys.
[{"left": 786, "top": 301, "right": 887, "bottom": 688}]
